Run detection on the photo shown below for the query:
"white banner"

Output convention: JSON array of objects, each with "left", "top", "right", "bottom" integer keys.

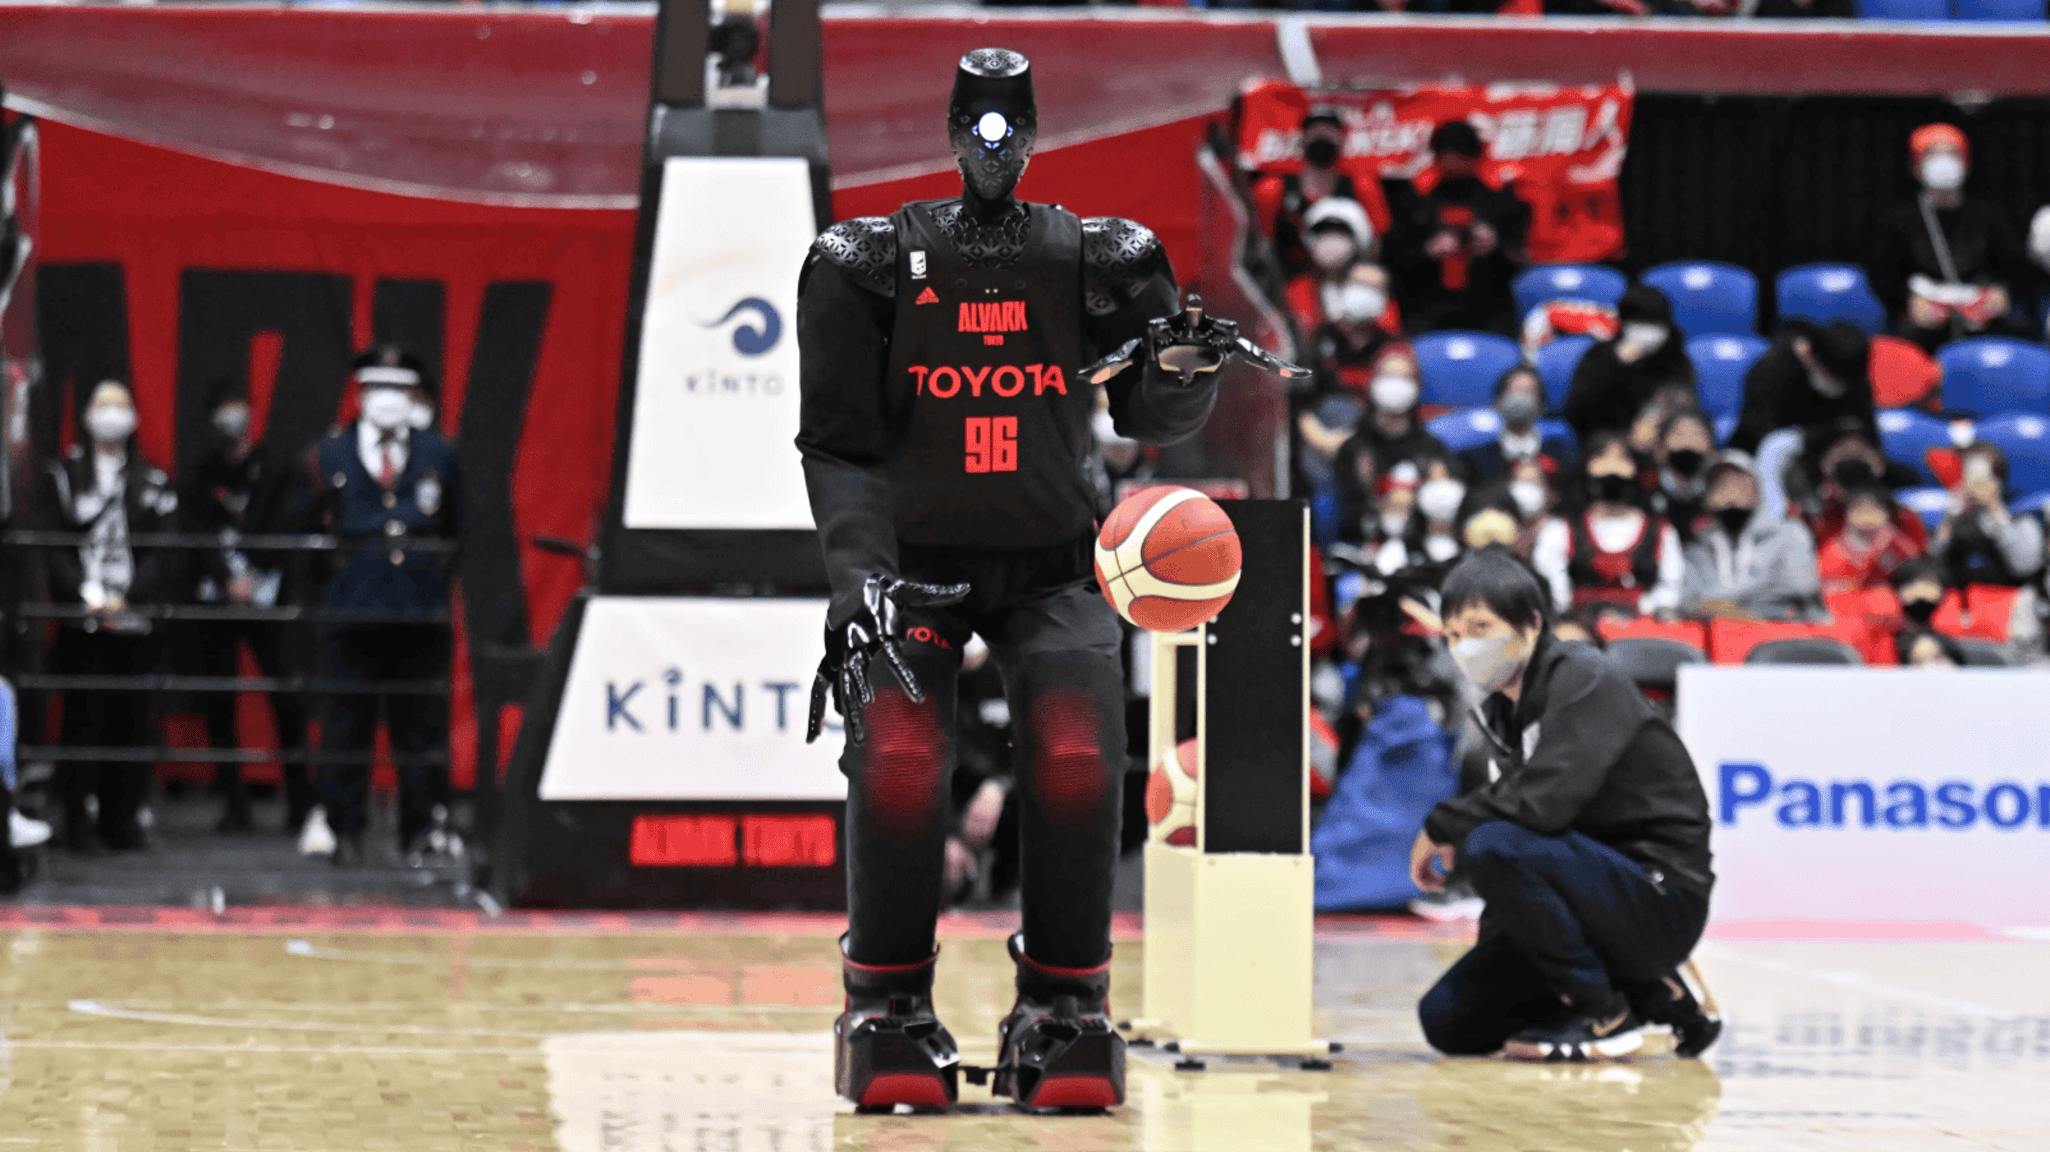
[
  {"left": 621, "top": 157, "right": 816, "bottom": 530},
  {"left": 1677, "top": 666, "right": 2050, "bottom": 924},
  {"left": 537, "top": 597, "right": 844, "bottom": 801}
]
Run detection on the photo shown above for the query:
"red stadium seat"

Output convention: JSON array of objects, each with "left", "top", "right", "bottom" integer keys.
[
  {"left": 1707, "top": 618, "right": 1896, "bottom": 665},
  {"left": 1931, "top": 584, "right": 2022, "bottom": 642},
  {"left": 1597, "top": 616, "right": 1709, "bottom": 650}
]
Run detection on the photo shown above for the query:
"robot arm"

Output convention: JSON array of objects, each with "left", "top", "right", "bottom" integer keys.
[
  {"left": 798, "top": 219, "right": 973, "bottom": 743},
  {"left": 1079, "top": 218, "right": 1308, "bottom": 446}
]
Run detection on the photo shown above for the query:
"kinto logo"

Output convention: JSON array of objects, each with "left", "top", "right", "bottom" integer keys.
[{"left": 701, "top": 297, "right": 781, "bottom": 356}]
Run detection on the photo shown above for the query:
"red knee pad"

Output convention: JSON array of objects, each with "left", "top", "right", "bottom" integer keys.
[
  {"left": 860, "top": 692, "right": 946, "bottom": 835},
  {"left": 1028, "top": 691, "right": 1109, "bottom": 822}
]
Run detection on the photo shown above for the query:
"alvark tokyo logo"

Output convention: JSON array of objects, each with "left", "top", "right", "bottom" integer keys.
[{"left": 701, "top": 297, "right": 782, "bottom": 356}]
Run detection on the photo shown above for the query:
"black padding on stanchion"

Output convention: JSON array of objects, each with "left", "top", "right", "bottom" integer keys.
[{"left": 1202, "top": 500, "right": 1306, "bottom": 856}]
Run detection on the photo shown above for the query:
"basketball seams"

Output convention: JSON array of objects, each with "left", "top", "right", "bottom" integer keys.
[{"left": 1094, "top": 485, "right": 1241, "bottom": 633}]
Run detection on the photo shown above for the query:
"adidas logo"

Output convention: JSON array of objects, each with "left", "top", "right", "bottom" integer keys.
[{"left": 916, "top": 287, "right": 940, "bottom": 305}]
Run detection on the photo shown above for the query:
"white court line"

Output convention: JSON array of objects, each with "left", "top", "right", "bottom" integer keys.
[
  {"left": 1702, "top": 946, "right": 2025, "bottom": 1020},
  {"left": 68, "top": 999, "right": 550, "bottom": 1038},
  {"left": 19, "top": 998, "right": 831, "bottom": 1015},
  {"left": 2003, "top": 926, "right": 2050, "bottom": 942},
  {"left": 285, "top": 937, "right": 712, "bottom": 970},
  {"left": 0, "top": 1038, "right": 541, "bottom": 1056}
]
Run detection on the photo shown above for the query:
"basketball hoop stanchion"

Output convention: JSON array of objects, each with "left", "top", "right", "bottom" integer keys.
[{"left": 1123, "top": 500, "right": 1334, "bottom": 1067}]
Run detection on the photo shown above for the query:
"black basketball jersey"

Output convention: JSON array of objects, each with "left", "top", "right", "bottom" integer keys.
[{"left": 883, "top": 201, "right": 1096, "bottom": 549}]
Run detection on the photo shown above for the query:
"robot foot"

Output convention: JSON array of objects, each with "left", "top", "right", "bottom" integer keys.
[
  {"left": 992, "top": 933, "right": 1126, "bottom": 1111},
  {"left": 833, "top": 937, "right": 959, "bottom": 1110}
]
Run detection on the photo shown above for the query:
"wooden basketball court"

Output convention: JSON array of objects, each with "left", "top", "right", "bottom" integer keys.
[{"left": 0, "top": 907, "right": 2041, "bottom": 1150}]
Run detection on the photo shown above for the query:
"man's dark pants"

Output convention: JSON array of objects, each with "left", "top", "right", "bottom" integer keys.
[
  {"left": 1418, "top": 820, "right": 1708, "bottom": 1055},
  {"left": 317, "top": 622, "right": 450, "bottom": 847}
]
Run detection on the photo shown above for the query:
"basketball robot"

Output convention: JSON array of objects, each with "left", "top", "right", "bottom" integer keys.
[{"left": 797, "top": 48, "right": 1305, "bottom": 1111}]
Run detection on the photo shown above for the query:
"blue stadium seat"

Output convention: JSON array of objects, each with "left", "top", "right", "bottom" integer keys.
[
  {"left": 1512, "top": 264, "right": 1629, "bottom": 319},
  {"left": 1954, "top": 0, "right": 2043, "bottom": 20},
  {"left": 1877, "top": 407, "right": 1959, "bottom": 486},
  {"left": 1537, "top": 418, "right": 1579, "bottom": 460},
  {"left": 1935, "top": 337, "right": 2050, "bottom": 417},
  {"left": 1775, "top": 264, "right": 1888, "bottom": 335},
  {"left": 2011, "top": 489, "right": 2050, "bottom": 517},
  {"left": 1535, "top": 335, "right": 1596, "bottom": 416},
  {"left": 1311, "top": 490, "right": 1343, "bottom": 548},
  {"left": 1857, "top": 0, "right": 1952, "bottom": 17},
  {"left": 1686, "top": 334, "right": 1770, "bottom": 419},
  {"left": 1414, "top": 331, "right": 1522, "bottom": 411},
  {"left": 1640, "top": 261, "right": 1759, "bottom": 337},
  {"left": 1974, "top": 412, "right": 2050, "bottom": 494},
  {"left": 1897, "top": 487, "right": 1952, "bottom": 531},
  {"left": 1425, "top": 409, "right": 1503, "bottom": 456}
]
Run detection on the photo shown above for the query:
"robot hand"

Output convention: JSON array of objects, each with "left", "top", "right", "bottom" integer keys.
[
  {"left": 1080, "top": 293, "right": 1312, "bottom": 386},
  {"left": 805, "top": 574, "right": 973, "bottom": 745}
]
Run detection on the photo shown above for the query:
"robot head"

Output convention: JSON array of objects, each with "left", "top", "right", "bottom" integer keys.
[{"left": 949, "top": 48, "right": 1036, "bottom": 204}]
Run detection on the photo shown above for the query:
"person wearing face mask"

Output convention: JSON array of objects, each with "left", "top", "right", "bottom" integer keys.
[
  {"left": 1679, "top": 452, "right": 1821, "bottom": 622},
  {"left": 1531, "top": 431, "right": 1684, "bottom": 618},
  {"left": 1349, "top": 347, "right": 1456, "bottom": 481},
  {"left": 1931, "top": 442, "right": 2042, "bottom": 588},
  {"left": 302, "top": 346, "right": 462, "bottom": 870},
  {"left": 1652, "top": 407, "right": 1717, "bottom": 545},
  {"left": 38, "top": 381, "right": 177, "bottom": 851},
  {"left": 1886, "top": 557, "right": 1953, "bottom": 657},
  {"left": 1875, "top": 123, "right": 2033, "bottom": 355},
  {"left": 1728, "top": 320, "right": 1878, "bottom": 478},
  {"left": 1385, "top": 120, "right": 1533, "bottom": 336},
  {"left": 180, "top": 379, "right": 314, "bottom": 834},
  {"left": 1412, "top": 548, "right": 1718, "bottom": 1063},
  {"left": 1253, "top": 107, "right": 1393, "bottom": 281},
  {"left": 1378, "top": 468, "right": 1470, "bottom": 577},
  {"left": 1801, "top": 424, "right": 1927, "bottom": 557},
  {"left": 1562, "top": 284, "right": 1696, "bottom": 447},
  {"left": 1816, "top": 484, "right": 1923, "bottom": 599},
  {"left": 1459, "top": 366, "right": 1575, "bottom": 483}
]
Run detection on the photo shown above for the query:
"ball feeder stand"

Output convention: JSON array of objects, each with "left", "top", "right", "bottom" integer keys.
[{"left": 1118, "top": 500, "right": 1337, "bottom": 1069}]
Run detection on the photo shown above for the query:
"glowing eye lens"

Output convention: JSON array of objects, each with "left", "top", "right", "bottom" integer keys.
[{"left": 976, "top": 112, "right": 1008, "bottom": 144}]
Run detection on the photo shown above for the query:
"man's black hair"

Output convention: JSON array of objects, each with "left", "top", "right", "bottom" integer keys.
[
  {"left": 1429, "top": 120, "right": 1483, "bottom": 159},
  {"left": 1302, "top": 106, "right": 1346, "bottom": 132},
  {"left": 1441, "top": 545, "right": 1549, "bottom": 632},
  {"left": 1888, "top": 555, "right": 1947, "bottom": 593},
  {"left": 1490, "top": 362, "right": 1543, "bottom": 402}
]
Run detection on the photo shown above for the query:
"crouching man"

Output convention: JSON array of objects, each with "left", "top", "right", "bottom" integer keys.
[{"left": 1412, "top": 548, "right": 1720, "bottom": 1062}]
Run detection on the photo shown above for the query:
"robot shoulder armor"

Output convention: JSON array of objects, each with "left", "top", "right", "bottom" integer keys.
[
  {"left": 1082, "top": 217, "right": 1165, "bottom": 279},
  {"left": 812, "top": 217, "right": 897, "bottom": 297}
]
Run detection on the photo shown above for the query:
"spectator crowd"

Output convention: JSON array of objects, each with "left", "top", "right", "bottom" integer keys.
[{"left": 1, "top": 348, "right": 463, "bottom": 884}]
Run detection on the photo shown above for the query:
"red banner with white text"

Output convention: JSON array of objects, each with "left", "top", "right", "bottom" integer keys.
[{"left": 1234, "top": 79, "right": 1634, "bottom": 264}]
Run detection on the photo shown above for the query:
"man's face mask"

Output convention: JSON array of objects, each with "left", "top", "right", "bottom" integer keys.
[
  {"left": 1831, "top": 457, "right": 1879, "bottom": 489},
  {"left": 1310, "top": 233, "right": 1357, "bottom": 271},
  {"left": 361, "top": 387, "right": 414, "bottom": 432},
  {"left": 1667, "top": 448, "right": 1707, "bottom": 479},
  {"left": 1334, "top": 281, "right": 1386, "bottom": 324},
  {"left": 1371, "top": 374, "right": 1419, "bottom": 413},
  {"left": 1589, "top": 472, "right": 1636, "bottom": 506},
  {"left": 1303, "top": 133, "right": 1341, "bottom": 170},
  {"left": 1417, "top": 478, "right": 1466, "bottom": 524},
  {"left": 1497, "top": 392, "right": 1541, "bottom": 430},
  {"left": 1711, "top": 505, "right": 1755, "bottom": 538},
  {"left": 1920, "top": 152, "right": 1966, "bottom": 193},
  {"left": 1620, "top": 323, "right": 1669, "bottom": 354},
  {"left": 949, "top": 49, "right": 1037, "bottom": 203},
  {"left": 1902, "top": 597, "right": 1940, "bottom": 625},
  {"left": 213, "top": 403, "right": 251, "bottom": 441}
]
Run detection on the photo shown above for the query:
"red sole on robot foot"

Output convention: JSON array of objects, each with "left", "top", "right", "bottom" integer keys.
[
  {"left": 1023, "top": 1076, "right": 1122, "bottom": 1110},
  {"left": 857, "top": 1074, "right": 955, "bottom": 1109}
]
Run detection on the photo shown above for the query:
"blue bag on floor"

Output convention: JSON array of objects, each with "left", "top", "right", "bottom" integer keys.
[{"left": 1312, "top": 693, "right": 1459, "bottom": 912}]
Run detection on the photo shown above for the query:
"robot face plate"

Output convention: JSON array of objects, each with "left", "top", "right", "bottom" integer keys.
[{"left": 948, "top": 48, "right": 1036, "bottom": 203}]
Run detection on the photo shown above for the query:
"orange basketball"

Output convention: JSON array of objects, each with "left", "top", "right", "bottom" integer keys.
[
  {"left": 1145, "top": 739, "right": 1201, "bottom": 848},
  {"left": 1093, "top": 486, "right": 1241, "bottom": 632}
]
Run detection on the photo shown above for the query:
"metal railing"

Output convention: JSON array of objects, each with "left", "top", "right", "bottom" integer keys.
[{"left": 8, "top": 528, "right": 455, "bottom": 767}]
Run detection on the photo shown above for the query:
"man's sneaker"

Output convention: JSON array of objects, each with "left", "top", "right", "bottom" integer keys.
[
  {"left": 1629, "top": 959, "right": 1723, "bottom": 1058},
  {"left": 1408, "top": 880, "right": 1483, "bottom": 923},
  {"left": 298, "top": 806, "right": 336, "bottom": 857},
  {"left": 9, "top": 809, "right": 52, "bottom": 850},
  {"left": 1502, "top": 992, "right": 1646, "bottom": 1063}
]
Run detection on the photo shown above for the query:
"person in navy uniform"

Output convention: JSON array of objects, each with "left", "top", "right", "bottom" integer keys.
[
  {"left": 797, "top": 49, "right": 1302, "bottom": 1112},
  {"left": 307, "top": 347, "right": 461, "bottom": 866}
]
